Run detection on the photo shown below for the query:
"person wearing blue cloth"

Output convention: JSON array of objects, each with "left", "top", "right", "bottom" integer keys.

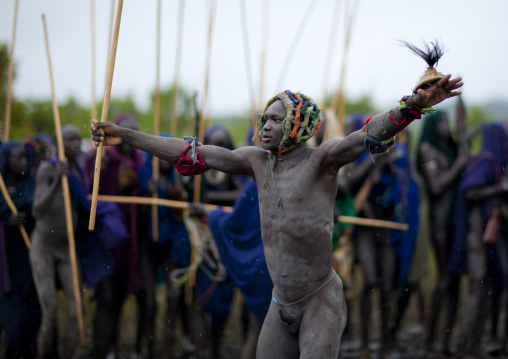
[
  {"left": 92, "top": 65, "right": 463, "bottom": 357},
  {"left": 208, "top": 177, "right": 274, "bottom": 359},
  {"left": 0, "top": 140, "right": 41, "bottom": 358},
  {"left": 449, "top": 123, "right": 507, "bottom": 358},
  {"left": 138, "top": 134, "right": 195, "bottom": 359}
]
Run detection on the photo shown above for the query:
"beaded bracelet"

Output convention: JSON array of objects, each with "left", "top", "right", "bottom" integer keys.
[{"left": 364, "top": 135, "right": 395, "bottom": 154}]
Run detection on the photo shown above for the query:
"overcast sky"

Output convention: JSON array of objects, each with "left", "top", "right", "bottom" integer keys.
[{"left": 1, "top": 0, "right": 507, "bottom": 118}]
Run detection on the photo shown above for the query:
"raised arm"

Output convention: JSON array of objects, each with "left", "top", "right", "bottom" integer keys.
[
  {"left": 91, "top": 120, "right": 257, "bottom": 177},
  {"left": 319, "top": 74, "right": 463, "bottom": 170}
]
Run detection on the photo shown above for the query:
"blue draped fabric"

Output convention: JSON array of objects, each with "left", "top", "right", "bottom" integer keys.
[
  {"left": 50, "top": 158, "right": 128, "bottom": 287},
  {"left": 448, "top": 123, "right": 506, "bottom": 274},
  {"left": 208, "top": 178, "right": 273, "bottom": 323},
  {"left": 138, "top": 138, "right": 191, "bottom": 268},
  {"left": 391, "top": 144, "right": 420, "bottom": 288}
]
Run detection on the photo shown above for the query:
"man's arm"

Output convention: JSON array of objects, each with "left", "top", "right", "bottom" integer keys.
[
  {"left": 320, "top": 74, "right": 463, "bottom": 169},
  {"left": 91, "top": 120, "right": 257, "bottom": 176}
]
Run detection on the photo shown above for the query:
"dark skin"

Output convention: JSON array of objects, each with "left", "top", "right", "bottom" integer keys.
[
  {"left": 5, "top": 145, "right": 29, "bottom": 226},
  {"left": 92, "top": 74, "right": 462, "bottom": 358},
  {"left": 30, "top": 125, "right": 82, "bottom": 359}
]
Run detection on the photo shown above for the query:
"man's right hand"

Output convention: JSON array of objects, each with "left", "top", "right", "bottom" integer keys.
[{"left": 91, "top": 120, "right": 123, "bottom": 147}]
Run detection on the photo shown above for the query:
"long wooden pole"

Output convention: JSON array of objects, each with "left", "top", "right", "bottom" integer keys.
[
  {"left": 91, "top": 0, "right": 97, "bottom": 121},
  {"left": 275, "top": 0, "right": 319, "bottom": 91},
  {"left": 239, "top": 0, "right": 258, "bottom": 142},
  {"left": 90, "top": 194, "right": 232, "bottom": 213},
  {"left": 331, "top": 0, "right": 360, "bottom": 138},
  {"left": 320, "top": 0, "right": 342, "bottom": 103},
  {"left": 258, "top": 0, "right": 268, "bottom": 110},
  {"left": 4, "top": 0, "right": 19, "bottom": 142},
  {"left": 0, "top": 175, "right": 30, "bottom": 249},
  {"left": 338, "top": 216, "right": 409, "bottom": 231},
  {"left": 192, "top": 0, "right": 217, "bottom": 203},
  {"left": 87, "top": 195, "right": 408, "bottom": 230},
  {"left": 105, "top": 0, "right": 115, "bottom": 86},
  {"left": 171, "top": 0, "right": 185, "bottom": 136},
  {"left": 41, "top": 14, "right": 84, "bottom": 345},
  {"left": 89, "top": 0, "right": 124, "bottom": 231},
  {"left": 152, "top": 0, "right": 162, "bottom": 242}
]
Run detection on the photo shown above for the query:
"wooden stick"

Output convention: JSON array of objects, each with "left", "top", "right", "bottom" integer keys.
[
  {"left": 4, "top": 0, "right": 19, "bottom": 142},
  {"left": 320, "top": 0, "right": 341, "bottom": 103},
  {"left": 105, "top": 0, "right": 115, "bottom": 88},
  {"left": 89, "top": 0, "right": 124, "bottom": 231},
  {"left": 171, "top": 0, "right": 185, "bottom": 136},
  {"left": 0, "top": 174, "right": 30, "bottom": 249},
  {"left": 192, "top": 0, "right": 217, "bottom": 204},
  {"left": 258, "top": 0, "right": 268, "bottom": 110},
  {"left": 91, "top": 0, "right": 97, "bottom": 121},
  {"left": 89, "top": 195, "right": 407, "bottom": 230},
  {"left": 338, "top": 216, "right": 409, "bottom": 231},
  {"left": 275, "top": 0, "right": 318, "bottom": 91},
  {"left": 331, "top": 0, "right": 360, "bottom": 138},
  {"left": 152, "top": 0, "right": 162, "bottom": 242},
  {"left": 41, "top": 14, "right": 84, "bottom": 345},
  {"left": 89, "top": 194, "right": 233, "bottom": 213},
  {"left": 239, "top": 0, "right": 258, "bottom": 143}
]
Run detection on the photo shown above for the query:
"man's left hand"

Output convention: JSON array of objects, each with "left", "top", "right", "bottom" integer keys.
[{"left": 413, "top": 74, "right": 463, "bottom": 108}]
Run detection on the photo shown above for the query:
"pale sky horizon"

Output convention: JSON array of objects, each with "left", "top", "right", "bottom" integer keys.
[{"left": 1, "top": 0, "right": 507, "bottom": 118}]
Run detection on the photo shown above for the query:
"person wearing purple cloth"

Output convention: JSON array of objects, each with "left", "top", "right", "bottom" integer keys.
[
  {"left": 84, "top": 114, "right": 145, "bottom": 359},
  {"left": 0, "top": 140, "right": 41, "bottom": 359},
  {"left": 450, "top": 123, "right": 508, "bottom": 358}
]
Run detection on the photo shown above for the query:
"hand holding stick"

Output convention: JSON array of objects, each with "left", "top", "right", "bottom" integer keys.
[
  {"left": 0, "top": 174, "right": 30, "bottom": 249},
  {"left": 89, "top": 0, "right": 124, "bottom": 231}
]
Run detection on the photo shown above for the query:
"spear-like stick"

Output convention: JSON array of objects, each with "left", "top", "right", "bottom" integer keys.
[
  {"left": 90, "top": 194, "right": 232, "bottom": 213},
  {"left": 274, "top": 0, "right": 318, "bottom": 91},
  {"left": 0, "top": 175, "right": 30, "bottom": 249},
  {"left": 320, "top": 0, "right": 342, "bottom": 103},
  {"left": 239, "top": 0, "right": 258, "bottom": 143},
  {"left": 0, "top": 0, "right": 29, "bottom": 249},
  {"left": 331, "top": 0, "right": 360, "bottom": 137},
  {"left": 171, "top": 0, "right": 185, "bottom": 136},
  {"left": 192, "top": 0, "right": 217, "bottom": 203},
  {"left": 91, "top": 0, "right": 97, "bottom": 122},
  {"left": 86, "top": 195, "right": 408, "bottom": 231},
  {"left": 4, "top": 0, "right": 19, "bottom": 142},
  {"left": 41, "top": 14, "right": 84, "bottom": 345},
  {"left": 258, "top": 0, "right": 268, "bottom": 110},
  {"left": 89, "top": 0, "right": 124, "bottom": 231},
  {"left": 105, "top": 0, "right": 116, "bottom": 87},
  {"left": 152, "top": 0, "right": 162, "bottom": 242}
]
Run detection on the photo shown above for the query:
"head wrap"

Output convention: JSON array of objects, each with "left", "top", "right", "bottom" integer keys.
[
  {"left": 257, "top": 90, "right": 322, "bottom": 154},
  {"left": 204, "top": 124, "right": 235, "bottom": 150},
  {"left": 115, "top": 113, "right": 137, "bottom": 126}
]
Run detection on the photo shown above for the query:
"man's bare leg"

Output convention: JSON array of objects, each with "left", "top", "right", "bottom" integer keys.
[
  {"left": 256, "top": 300, "right": 299, "bottom": 359},
  {"left": 298, "top": 274, "right": 347, "bottom": 359}
]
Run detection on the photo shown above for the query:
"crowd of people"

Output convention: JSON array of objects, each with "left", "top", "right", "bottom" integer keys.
[{"left": 2, "top": 89, "right": 508, "bottom": 359}]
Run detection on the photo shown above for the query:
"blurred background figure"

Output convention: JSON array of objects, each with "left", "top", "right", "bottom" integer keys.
[{"left": 0, "top": 141, "right": 40, "bottom": 359}]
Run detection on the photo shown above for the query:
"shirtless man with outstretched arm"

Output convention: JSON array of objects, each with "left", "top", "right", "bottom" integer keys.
[{"left": 92, "top": 74, "right": 462, "bottom": 358}]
